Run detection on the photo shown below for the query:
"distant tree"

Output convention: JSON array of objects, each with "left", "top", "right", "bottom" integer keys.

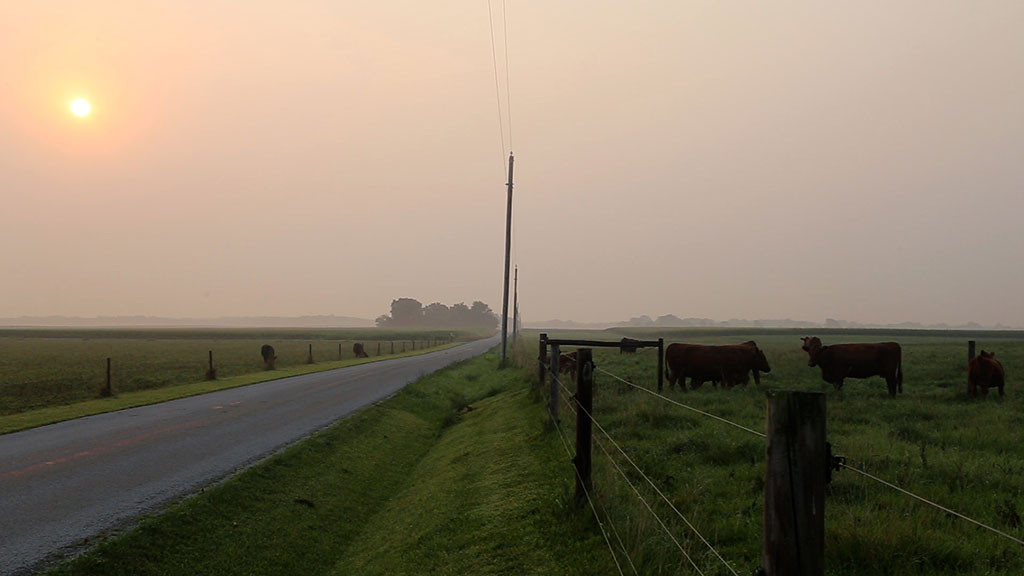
[
  {"left": 423, "top": 302, "right": 451, "bottom": 327},
  {"left": 469, "top": 301, "right": 499, "bottom": 331},
  {"left": 389, "top": 298, "right": 424, "bottom": 327},
  {"left": 450, "top": 302, "right": 472, "bottom": 327},
  {"left": 376, "top": 298, "right": 497, "bottom": 332},
  {"left": 655, "top": 314, "right": 684, "bottom": 326},
  {"left": 374, "top": 314, "right": 392, "bottom": 327}
]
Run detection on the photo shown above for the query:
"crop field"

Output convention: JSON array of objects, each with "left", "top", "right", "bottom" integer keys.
[
  {"left": 0, "top": 328, "right": 469, "bottom": 417},
  {"left": 533, "top": 328, "right": 1024, "bottom": 575}
]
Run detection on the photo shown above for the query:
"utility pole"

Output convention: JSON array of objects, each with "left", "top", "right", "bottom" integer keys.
[
  {"left": 500, "top": 152, "right": 515, "bottom": 367},
  {"left": 512, "top": 266, "right": 519, "bottom": 345}
]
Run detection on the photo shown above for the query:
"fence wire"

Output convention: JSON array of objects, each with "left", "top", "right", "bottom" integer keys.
[
  {"left": 546, "top": 381, "right": 626, "bottom": 575},
  {"left": 595, "top": 367, "right": 765, "bottom": 439},
  {"left": 553, "top": 374, "right": 739, "bottom": 576},
  {"left": 592, "top": 363, "right": 1024, "bottom": 551}
]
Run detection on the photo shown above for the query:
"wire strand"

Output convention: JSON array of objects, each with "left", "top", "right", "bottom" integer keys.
[
  {"left": 501, "top": 0, "right": 513, "bottom": 151},
  {"left": 486, "top": 0, "right": 507, "bottom": 162},
  {"left": 553, "top": 374, "right": 739, "bottom": 576},
  {"left": 841, "top": 462, "right": 1024, "bottom": 547},
  {"left": 595, "top": 367, "right": 766, "bottom": 439},
  {"left": 548, "top": 392, "right": 626, "bottom": 575}
]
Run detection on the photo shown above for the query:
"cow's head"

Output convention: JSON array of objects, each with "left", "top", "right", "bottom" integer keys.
[
  {"left": 755, "top": 347, "right": 772, "bottom": 373},
  {"left": 801, "top": 336, "right": 823, "bottom": 367},
  {"left": 980, "top": 350, "right": 995, "bottom": 359}
]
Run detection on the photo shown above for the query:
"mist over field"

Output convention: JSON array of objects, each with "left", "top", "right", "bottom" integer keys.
[{"left": 2, "top": 2, "right": 1022, "bottom": 328}]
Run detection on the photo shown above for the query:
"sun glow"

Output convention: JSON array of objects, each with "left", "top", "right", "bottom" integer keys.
[{"left": 70, "top": 98, "right": 91, "bottom": 117}]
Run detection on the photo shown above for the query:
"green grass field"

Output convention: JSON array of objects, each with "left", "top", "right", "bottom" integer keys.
[
  {"left": 533, "top": 328, "right": 1024, "bottom": 575},
  {"left": 0, "top": 328, "right": 471, "bottom": 426}
]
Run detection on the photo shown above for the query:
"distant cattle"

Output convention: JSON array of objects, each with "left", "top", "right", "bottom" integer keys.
[
  {"left": 619, "top": 338, "right": 640, "bottom": 354},
  {"left": 664, "top": 341, "right": 771, "bottom": 391},
  {"left": 968, "top": 350, "right": 1005, "bottom": 398},
  {"left": 800, "top": 337, "right": 903, "bottom": 396},
  {"left": 558, "top": 350, "right": 578, "bottom": 380},
  {"left": 353, "top": 342, "right": 369, "bottom": 358},
  {"left": 260, "top": 344, "right": 277, "bottom": 370}
]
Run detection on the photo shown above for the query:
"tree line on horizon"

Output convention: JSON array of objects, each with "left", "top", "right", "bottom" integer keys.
[{"left": 375, "top": 298, "right": 499, "bottom": 331}]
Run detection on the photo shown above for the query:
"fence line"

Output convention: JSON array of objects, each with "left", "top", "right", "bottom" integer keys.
[
  {"left": 593, "top": 365, "right": 1024, "bottom": 552},
  {"left": 553, "top": 375, "right": 739, "bottom": 576},
  {"left": 557, "top": 392, "right": 640, "bottom": 575},
  {"left": 595, "top": 367, "right": 765, "bottom": 439},
  {"left": 547, "top": 384, "right": 626, "bottom": 575},
  {"left": 841, "top": 461, "right": 1024, "bottom": 547}
]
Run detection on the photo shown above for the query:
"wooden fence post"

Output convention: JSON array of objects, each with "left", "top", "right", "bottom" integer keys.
[
  {"left": 657, "top": 337, "right": 665, "bottom": 392},
  {"left": 377, "top": 342, "right": 381, "bottom": 356},
  {"left": 967, "top": 340, "right": 977, "bottom": 396},
  {"left": 101, "top": 357, "right": 112, "bottom": 397},
  {"left": 307, "top": 344, "right": 314, "bottom": 364},
  {"left": 339, "top": 343, "right": 342, "bottom": 360},
  {"left": 762, "top": 391, "right": 826, "bottom": 576},
  {"left": 575, "top": 348, "right": 594, "bottom": 504},
  {"left": 402, "top": 342, "right": 406, "bottom": 353},
  {"left": 391, "top": 341, "right": 395, "bottom": 355},
  {"left": 206, "top": 350, "right": 217, "bottom": 380},
  {"left": 549, "top": 344, "right": 560, "bottom": 423},
  {"left": 538, "top": 333, "right": 548, "bottom": 387}
]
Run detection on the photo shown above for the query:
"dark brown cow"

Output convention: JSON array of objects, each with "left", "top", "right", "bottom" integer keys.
[
  {"left": 800, "top": 337, "right": 903, "bottom": 396},
  {"left": 260, "top": 344, "right": 277, "bottom": 370},
  {"left": 353, "top": 342, "right": 370, "bottom": 358},
  {"left": 664, "top": 341, "right": 771, "bottom": 391},
  {"left": 619, "top": 337, "right": 640, "bottom": 354},
  {"left": 968, "top": 350, "right": 1005, "bottom": 398}
]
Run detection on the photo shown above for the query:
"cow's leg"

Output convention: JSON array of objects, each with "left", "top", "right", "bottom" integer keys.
[
  {"left": 999, "top": 382, "right": 1005, "bottom": 397},
  {"left": 753, "top": 370, "right": 761, "bottom": 386}
]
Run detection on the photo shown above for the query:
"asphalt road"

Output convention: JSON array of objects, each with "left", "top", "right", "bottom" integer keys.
[{"left": 0, "top": 337, "right": 498, "bottom": 575}]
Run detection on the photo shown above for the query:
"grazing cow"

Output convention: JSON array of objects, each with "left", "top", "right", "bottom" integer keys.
[
  {"left": 664, "top": 341, "right": 772, "bottom": 391},
  {"left": 968, "top": 351, "right": 1005, "bottom": 398},
  {"left": 619, "top": 337, "right": 640, "bottom": 354},
  {"left": 800, "top": 337, "right": 903, "bottom": 396},
  {"left": 353, "top": 342, "right": 369, "bottom": 358},
  {"left": 260, "top": 344, "right": 277, "bottom": 369}
]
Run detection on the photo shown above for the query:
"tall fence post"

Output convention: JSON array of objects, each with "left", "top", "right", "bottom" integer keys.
[
  {"left": 391, "top": 341, "right": 395, "bottom": 355},
  {"left": 574, "top": 348, "right": 594, "bottom": 504},
  {"left": 339, "top": 343, "right": 342, "bottom": 360},
  {"left": 549, "top": 344, "right": 560, "bottom": 423},
  {"left": 967, "top": 340, "right": 977, "bottom": 396},
  {"left": 538, "top": 333, "right": 548, "bottom": 387},
  {"left": 307, "top": 344, "right": 314, "bottom": 364},
  {"left": 762, "top": 391, "right": 826, "bottom": 576},
  {"left": 657, "top": 337, "right": 665, "bottom": 392},
  {"left": 101, "top": 357, "right": 112, "bottom": 397}
]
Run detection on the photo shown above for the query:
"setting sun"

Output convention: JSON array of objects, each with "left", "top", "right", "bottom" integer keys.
[{"left": 70, "top": 98, "right": 91, "bottom": 117}]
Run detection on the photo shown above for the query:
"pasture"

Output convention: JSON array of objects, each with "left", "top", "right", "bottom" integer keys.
[
  {"left": 0, "top": 328, "right": 468, "bottom": 419},
  {"left": 535, "top": 328, "right": 1024, "bottom": 575}
]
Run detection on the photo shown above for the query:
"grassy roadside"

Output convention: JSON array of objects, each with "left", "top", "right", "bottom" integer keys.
[
  {"left": 0, "top": 344, "right": 458, "bottom": 435},
  {"left": 49, "top": 348, "right": 616, "bottom": 576}
]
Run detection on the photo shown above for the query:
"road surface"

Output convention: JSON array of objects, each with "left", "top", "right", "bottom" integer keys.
[{"left": 0, "top": 337, "right": 498, "bottom": 575}]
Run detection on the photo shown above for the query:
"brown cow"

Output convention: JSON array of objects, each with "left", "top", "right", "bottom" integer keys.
[
  {"left": 968, "top": 350, "right": 1005, "bottom": 398},
  {"left": 353, "top": 342, "right": 370, "bottom": 358},
  {"left": 664, "top": 341, "right": 771, "bottom": 391},
  {"left": 800, "top": 337, "right": 903, "bottom": 396},
  {"left": 619, "top": 337, "right": 640, "bottom": 354},
  {"left": 558, "top": 350, "right": 578, "bottom": 380}
]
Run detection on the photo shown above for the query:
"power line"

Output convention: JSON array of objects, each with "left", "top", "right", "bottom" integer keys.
[
  {"left": 486, "top": 0, "right": 507, "bottom": 161},
  {"left": 501, "top": 0, "right": 513, "bottom": 151}
]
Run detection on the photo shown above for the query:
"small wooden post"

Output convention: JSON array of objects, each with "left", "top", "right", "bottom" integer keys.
[
  {"left": 538, "top": 333, "right": 548, "bottom": 387},
  {"left": 574, "top": 348, "right": 594, "bottom": 504},
  {"left": 762, "top": 391, "right": 826, "bottom": 576},
  {"left": 968, "top": 340, "right": 977, "bottom": 395},
  {"left": 657, "top": 337, "right": 665, "bottom": 392},
  {"left": 549, "top": 344, "right": 560, "bottom": 423},
  {"left": 402, "top": 342, "right": 406, "bottom": 353},
  {"left": 307, "top": 344, "right": 314, "bottom": 364},
  {"left": 101, "top": 357, "right": 112, "bottom": 397},
  {"left": 206, "top": 350, "right": 217, "bottom": 380},
  {"left": 391, "top": 341, "right": 395, "bottom": 355},
  {"left": 338, "top": 343, "right": 342, "bottom": 360},
  {"left": 377, "top": 342, "right": 381, "bottom": 356}
]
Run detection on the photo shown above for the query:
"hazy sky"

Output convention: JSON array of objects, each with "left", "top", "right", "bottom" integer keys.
[{"left": 2, "top": 2, "right": 1022, "bottom": 326}]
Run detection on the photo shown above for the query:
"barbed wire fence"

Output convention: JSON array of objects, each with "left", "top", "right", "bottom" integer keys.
[{"left": 537, "top": 338, "right": 1024, "bottom": 574}]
